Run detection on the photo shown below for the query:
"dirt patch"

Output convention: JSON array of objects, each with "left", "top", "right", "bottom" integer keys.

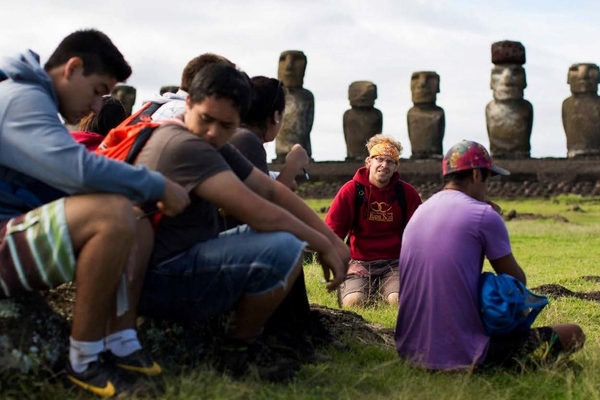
[
  {"left": 503, "top": 210, "right": 570, "bottom": 223},
  {"left": 532, "top": 277, "right": 600, "bottom": 302},
  {"left": 0, "top": 284, "right": 393, "bottom": 395},
  {"left": 310, "top": 304, "right": 394, "bottom": 347}
]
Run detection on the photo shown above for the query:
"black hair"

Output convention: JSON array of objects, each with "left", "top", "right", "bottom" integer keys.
[
  {"left": 443, "top": 168, "right": 489, "bottom": 185},
  {"left": 180, "top": 53, "right": 235, "bottom": 92},
  {"left": 241, "top": 76, "right": 285, "bottom": 131},
  {"left": 44, "top": 29, "right": 132, "bottom": 82},
  {"left": 187, "top": 63, "right": 253, "bottom": 118},
  {"left": 78, "top": 96, "right": 127, "bottom": 136}
]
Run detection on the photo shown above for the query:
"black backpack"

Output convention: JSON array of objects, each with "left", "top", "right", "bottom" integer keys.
[{"left": 352, "top": 181, "right": 408, "bottom": 232}]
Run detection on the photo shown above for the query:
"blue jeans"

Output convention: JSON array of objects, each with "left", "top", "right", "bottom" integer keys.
[{"left": 138, "top": 225, "right": 306, "bottom": 321}]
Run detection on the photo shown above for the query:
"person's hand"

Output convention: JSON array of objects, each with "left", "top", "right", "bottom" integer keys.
[
  {"left": 347, "top": 262, "right": 369, "bottom": 278},
  {"left": 285, "top": 144, "right": 309, "bottom": 173},
  {"left": 331, "top": 236, "right": 350, "bottom": 267},
  {"left": 156, "top": 177, "right": 190, "bottom": 216},
  {"left": 318, "top": 248, "right": 346, "bottom": 292}
]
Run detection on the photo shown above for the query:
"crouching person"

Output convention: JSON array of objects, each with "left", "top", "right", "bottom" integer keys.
[
  {"left": 0, "top": 29, "right": 190, "bottom": 397},
  {"left": 134, "top": 63, "right": 348, "bottom": 381},
  {"left": 395, "top": 140, "right": 584, "bottom": 371}
]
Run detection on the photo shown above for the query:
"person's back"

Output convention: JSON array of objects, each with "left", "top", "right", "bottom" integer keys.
[
  {"left": 395, "top": 189, "right": 509, "bottom": 369},
  {"left": 396, "top": 140, "right": 584, "bottom": 372}
]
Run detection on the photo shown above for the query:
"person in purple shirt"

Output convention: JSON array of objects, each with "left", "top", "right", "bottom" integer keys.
[{"left": 395, "top": 140, "right": 585, "bottom": 371}]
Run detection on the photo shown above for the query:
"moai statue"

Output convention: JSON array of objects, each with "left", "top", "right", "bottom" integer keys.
[
  {"left": 485, "top": 40, "right": 533, "bottom": 159},
  {"left": 343, "top": 81, "right": 383, "bottom": 161},
  {"left": 562, "top": 63, "right": 600, "bottom": 158},
  {"left": 111, "top": 85, "right": 137, "bottom": 116},
  {"left": 407, "top": 71, "right": 445, "bottom": 159},
  {"left": 274, "top": 50, "right": 314, "bottom": 163},
  {"left": 160, "top": 85, "right": 179, "bottom": 95}
]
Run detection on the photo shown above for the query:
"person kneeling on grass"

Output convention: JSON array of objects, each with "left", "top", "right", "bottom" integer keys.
[
  {"left": 395, "top": 140, "right": 585, "bottom": 371},
  {"left": 325, "top": 135, "right": 422, "bottom": 307},
  {"left": 134, "top": 62, "right": 349, "bottom": 381}
]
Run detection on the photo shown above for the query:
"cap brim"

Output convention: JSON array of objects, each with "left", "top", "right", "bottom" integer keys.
[{"left": 491, "top": 165, "right": 510, "bottom": 176}]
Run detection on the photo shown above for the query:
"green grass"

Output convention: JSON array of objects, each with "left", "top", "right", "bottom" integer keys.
[{"left": 16, "top": 195, "right": 600, "bottom": 399}]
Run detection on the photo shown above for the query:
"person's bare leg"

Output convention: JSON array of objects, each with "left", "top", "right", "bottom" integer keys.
[
  {"left": 342, "top": 292, "right": 367, "bottom": 307},
  {"left": 66, "top": 194, "right": 137, "bottom": 342},
  {"left": 550, "top": 323, "right": 586, "bottom": 353},
  {"left": 227, "top": 260, "right": 303, "bottom": 340},
  {"left": 105, "top": 215, "right": 154, "bottom": 335},
  {"left": 386, "top": 292, "right": 399, "bottom": 305}
]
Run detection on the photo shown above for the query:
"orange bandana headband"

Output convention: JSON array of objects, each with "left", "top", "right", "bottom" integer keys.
[{"left": 369, "top": 142, "right": 400, "bottom": 162}]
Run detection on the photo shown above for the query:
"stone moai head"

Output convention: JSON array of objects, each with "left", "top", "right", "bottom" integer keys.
[
  {"left": 490, "top": 41, "right": 527, "bottom": 101},
  {"left": 567, "top": 63, "right": 600, "bottom": 94},
  {"left": 111, "top": 85, "right": 137, "bottom": 116},
  {"left": 410, "top": 71, "right": 440, "bottom": 104},
  {"left": 160, "top": 85, "right": 179, "bottom": 95},
  {"left": 278, "top": 50, "right": 307, "bottom": 88},
  {"left": 348, "top": 81, "right": 377, "bottom": 108}
]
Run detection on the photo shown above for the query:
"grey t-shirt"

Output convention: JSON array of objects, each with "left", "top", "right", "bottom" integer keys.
[{"left": 135, "top": 123, "right": 254, "bottom": 264}]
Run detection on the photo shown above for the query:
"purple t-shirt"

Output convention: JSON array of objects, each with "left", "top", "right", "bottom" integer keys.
[{"left": 394, "top": 190, "right": 511, "bottom": 370}]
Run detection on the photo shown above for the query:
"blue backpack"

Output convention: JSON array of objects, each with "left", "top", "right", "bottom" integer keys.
[{"left": 479, "top": 272, "right": 549, "bottom": 336}]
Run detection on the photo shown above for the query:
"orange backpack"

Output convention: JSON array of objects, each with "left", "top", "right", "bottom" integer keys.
[{"left": 96, "top": 117, "right": 184, "bottom": 226}]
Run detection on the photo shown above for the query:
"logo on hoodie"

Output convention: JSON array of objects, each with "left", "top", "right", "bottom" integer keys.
[{"left": 369, "top": 201, "right": 393, "bottom": 222}]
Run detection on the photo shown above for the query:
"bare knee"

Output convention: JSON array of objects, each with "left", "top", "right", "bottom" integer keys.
[
  {"left": 66, "top": 194, "right": 137, "bottom": 249},
  {"left": 386, "top": 292, "right": 399, "bottom": 305},
  {"left": 552, "top": 323, "right": 586, "bottom": 352},
  {"left": 342, "top": 292, "right": 367, "bottom": 307}
]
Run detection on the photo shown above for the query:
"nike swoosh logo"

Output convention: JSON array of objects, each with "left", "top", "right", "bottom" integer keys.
[
  {"left": 118, "top": 361, "right": 162, "bottom": 376},
  {"left": 67, "top": 375, "right": 116, "bottom": 397}
]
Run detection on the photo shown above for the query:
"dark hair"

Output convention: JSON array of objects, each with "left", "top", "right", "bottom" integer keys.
[
  {"left": 44, "top": 29, "right": 132, "bottom": 82},
  {"left": 188, "top": 63, "right": 253, "bottom": 118},
  {"left": 180, "top": 53, "right": 235, "bottom": 92},
  {"left": 78, "top": 96, "right": 127, "bottom": 136},
  {"left": 443, "top": 168, "right": 490, "bottom": 185},
  {"left": 241, "top": 76, "right": 285, "bottom": 130}
]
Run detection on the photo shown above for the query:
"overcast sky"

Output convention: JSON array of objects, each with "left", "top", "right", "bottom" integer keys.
[{"left": 4, "top": 0, "right": 600, "bottom": 161}]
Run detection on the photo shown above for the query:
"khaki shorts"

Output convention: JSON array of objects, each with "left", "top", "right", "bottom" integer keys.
[
  {"left": 0, "top": 199, "right": 75, "bottom": 298},
  {"left": 339, "top": 259, "right": 399, "bottom": 301}
]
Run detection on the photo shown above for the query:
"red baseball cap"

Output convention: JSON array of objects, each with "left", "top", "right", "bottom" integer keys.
[{"left": 442, "top": 140, "right": 510, "bottom": 176}]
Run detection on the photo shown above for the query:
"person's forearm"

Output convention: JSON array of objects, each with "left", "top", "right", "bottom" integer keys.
[
  {"left": 269, "top": 183, "right": 341, "bottom": 245},
  {"left": 238, "top": 204, "right": 332, "bottom": 253},
  {"left": 275, "top": 163, "right": 300, "bottom": 190}
]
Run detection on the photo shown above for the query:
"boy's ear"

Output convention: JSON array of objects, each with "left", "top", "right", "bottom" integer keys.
[
  {"left": 64, "top": 57, "right": 84, "bottom": 80},
  {"left": 272, "top": 110, "right": 282, "bottom": 124}
]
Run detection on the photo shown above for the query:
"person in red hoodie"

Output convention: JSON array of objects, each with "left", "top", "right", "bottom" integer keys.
[
  {"left": 325, "top": 134, "right": 422, "bottom": 307},
  {"left": 71, "top": 95, "right": 127, "bottom": 151}
]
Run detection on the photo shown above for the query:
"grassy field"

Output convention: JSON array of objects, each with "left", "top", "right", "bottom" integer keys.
[{"left": 16, "top": 195, "right": 600, "bottom": 399}]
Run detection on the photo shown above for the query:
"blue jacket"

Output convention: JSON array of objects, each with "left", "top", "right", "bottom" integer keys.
[{"left": 0, "top": 50, "right": 165, "bottom": 219}]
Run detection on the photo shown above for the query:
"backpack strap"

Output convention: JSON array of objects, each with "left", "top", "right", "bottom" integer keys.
[
  {"left": 129, "top": 102, "right": 164, "bottom": 125},
  {"left": 390, "top": 181, "right": 408, "bottom": 231},
  {"left": 347, "top": 182, "right": 366, "bottom": 244},
  {"left": 0, "top": 70, "right": 7, "bottom": 82},
  {"left": 124, "top": 126, "right": 156, "bottom": 164}
]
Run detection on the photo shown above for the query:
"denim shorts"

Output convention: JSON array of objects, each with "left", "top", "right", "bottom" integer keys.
[{"left": 138, "top": 225, "right": 306, "bottom": 321}]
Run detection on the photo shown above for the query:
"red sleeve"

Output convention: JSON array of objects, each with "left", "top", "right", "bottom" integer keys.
[{"left": 325, "top": 180, "right": 357, "bottom": 240}]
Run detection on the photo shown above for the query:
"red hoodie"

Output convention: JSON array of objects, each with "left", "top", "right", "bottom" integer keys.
[
  {"left": 325, "top": 166, "right": 422, "bottom": 261},
  {"left": 71, "top": 131, "right": 104, "bottom": 151}
]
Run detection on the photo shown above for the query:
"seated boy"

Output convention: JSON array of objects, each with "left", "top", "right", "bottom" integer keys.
[
  {"left": 0, "top": 29, "right": 189, "bottom": 396},
  {"left": 134, "top": 63, "right": 349, "bottom": 380}
]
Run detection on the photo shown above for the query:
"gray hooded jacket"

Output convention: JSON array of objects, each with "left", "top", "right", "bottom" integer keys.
[{"left": 0, "top": 50, "right": 165, "bottom": 219}]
